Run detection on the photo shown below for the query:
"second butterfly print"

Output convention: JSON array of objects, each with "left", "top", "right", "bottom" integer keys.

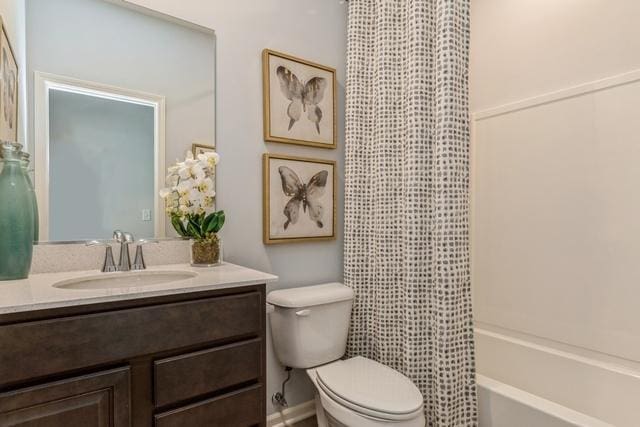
[
  {"left": 262, "top": 49, "right": 336, "bottom": 149},
  {"left": 263, "top": 153, "right": 336, "bottom": 244}
]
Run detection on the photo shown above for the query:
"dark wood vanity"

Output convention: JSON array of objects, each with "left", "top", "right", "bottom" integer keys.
[{"left": 0, "top": 284, "right": 267, "bottom": 426}]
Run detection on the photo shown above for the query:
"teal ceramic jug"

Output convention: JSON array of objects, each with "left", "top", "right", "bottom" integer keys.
[
  {"left": 20, "top": 152, "right": 39, "bottom": 242},
  {"left": 0, "top": 143, "right": 35, "bottom": 280}
]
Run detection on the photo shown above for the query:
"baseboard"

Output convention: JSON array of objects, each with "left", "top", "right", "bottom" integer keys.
[{"left": 267, "top": 400, "right": 316, "bottom": 427}]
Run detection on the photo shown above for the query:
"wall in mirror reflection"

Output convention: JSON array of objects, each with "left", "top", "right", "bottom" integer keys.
[{"left": 49, "top": 90, "right": 155, "bottom": 241}]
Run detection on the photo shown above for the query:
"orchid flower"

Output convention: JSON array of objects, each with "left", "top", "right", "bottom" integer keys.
[{"left": 159, "top": 147, "right": 224, "bottom": 241}]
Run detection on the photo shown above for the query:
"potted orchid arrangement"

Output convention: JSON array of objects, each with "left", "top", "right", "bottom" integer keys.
[{"left": 160, "top": 150, "right": 224, "bottom": 266}]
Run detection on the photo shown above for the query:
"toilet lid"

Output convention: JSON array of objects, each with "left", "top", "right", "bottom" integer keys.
[{"left": 315, "top": 356, "right": 424, "bottom": 420}]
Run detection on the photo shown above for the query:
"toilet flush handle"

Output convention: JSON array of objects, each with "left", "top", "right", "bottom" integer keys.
[{"left": 295, "top": 309, "right": 311, "bottom": 317}]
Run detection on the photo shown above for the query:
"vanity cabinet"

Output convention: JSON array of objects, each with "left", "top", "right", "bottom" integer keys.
[
  {"left": 0, "top": 285, "right": 267, "bottom": 427},
  {"left": 0, "top": 367, "right": 130, "bottom": 426}
]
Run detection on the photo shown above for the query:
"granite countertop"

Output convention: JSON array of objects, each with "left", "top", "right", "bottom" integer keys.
[{"left": 0, "top": 263, "right": 277, "bottom": 314}]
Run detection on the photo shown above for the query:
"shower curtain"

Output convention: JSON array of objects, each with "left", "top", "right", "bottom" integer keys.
[{"left": 344, "top": 0, "right": 477, "bottom": 426}]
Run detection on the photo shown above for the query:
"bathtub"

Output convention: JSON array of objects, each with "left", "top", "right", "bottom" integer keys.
[
  {"left": 477, "top": 375, "right": 613, "bottom": 427},
  {"left": 475, "top": 326, "right": 640, "bottom": 427}
]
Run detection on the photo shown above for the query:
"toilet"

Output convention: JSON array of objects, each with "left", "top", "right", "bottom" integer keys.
[{"left": 267, "top": 283, "right": 425, "bottom": 427}]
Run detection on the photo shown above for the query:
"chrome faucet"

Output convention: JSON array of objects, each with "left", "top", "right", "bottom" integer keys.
[
  {"left": 86, "top": 240, "right": 117, "bottom": 272},
  {"left": 132, "top": 239, "right": 158, "bottom": 270},
  {"left": 113, "top": 230, "right": 134, "bottom": 271},
  {"left": 89, "top": 231, "right": 156, "bottom": 272}
]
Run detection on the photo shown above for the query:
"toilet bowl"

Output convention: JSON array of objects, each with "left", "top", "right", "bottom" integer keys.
[
  {"left": 267, "top": 283, "right": 426, "bottom": 427},
  {"left": 308, "top": 357, "right": 425, "bottom": 427}
]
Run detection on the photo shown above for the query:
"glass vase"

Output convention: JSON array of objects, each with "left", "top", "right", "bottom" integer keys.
[
  {"left": 0, "top": 144, "right": 35, "bottom": 280},
  {"left": 20, "top": 152, "right": 39, "bottom": 242},
  {"left": 190, "top": 236, "right": 222, "bottom": 267}
]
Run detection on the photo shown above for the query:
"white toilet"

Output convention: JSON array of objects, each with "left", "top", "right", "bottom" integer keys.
[{"left": 267, "top": 283, "right": 426, "bottom": 427}]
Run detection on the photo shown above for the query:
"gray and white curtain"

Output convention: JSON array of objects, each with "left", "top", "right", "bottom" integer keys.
[{"left": 344, "top": 0, "right": 477, "bottom": 426}]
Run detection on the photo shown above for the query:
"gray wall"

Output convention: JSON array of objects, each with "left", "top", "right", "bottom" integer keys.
[
  {"left": 26, "top": 0, "right": 215, "bottom": 211},
  {"left": 49, "top": 90, "right": 154, "bottom": 241},
  {"left": 126, "top": 0, "right": 348, "bottom": 413}
]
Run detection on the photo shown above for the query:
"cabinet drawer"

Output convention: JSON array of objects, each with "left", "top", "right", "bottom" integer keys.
[
  {"left": 0, "top": 366, "right": 130, "bottom": 427},
  {"left": 154, "top": 338, "right": 261, "bottom": 407},
  {"left": 0, "top": 292, "right": 261, "bottom": 386},
  {"left": 154, "top": 384, "right": 262, "bottom": 427}
]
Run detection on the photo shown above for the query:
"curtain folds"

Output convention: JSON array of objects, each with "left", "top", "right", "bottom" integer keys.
[{"left": 344, "top": 0, "right": 477, "bottom": 425}]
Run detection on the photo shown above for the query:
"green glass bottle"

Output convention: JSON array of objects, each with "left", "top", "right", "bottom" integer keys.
[
  {"left": 20, "top": 152, "right": 39, "bottom": 242},
  {"left": 0, "top": 143, "right": 35, "bottom": 280}
]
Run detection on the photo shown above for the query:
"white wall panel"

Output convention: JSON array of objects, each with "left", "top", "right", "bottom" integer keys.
[
  {"left": 473, "top": 73, "right": 640, "bottom": 362},
  {"left": 472, "top": 69, "right": 640, "bottom": 425}
]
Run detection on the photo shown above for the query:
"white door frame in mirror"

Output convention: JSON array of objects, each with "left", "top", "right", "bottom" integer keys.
[{"left": 34, "top": 71, "right": 166, "bottom": 241}]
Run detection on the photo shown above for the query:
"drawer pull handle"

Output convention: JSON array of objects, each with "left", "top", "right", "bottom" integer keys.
[{"left": 295, "top": 309, "right": 311, "bottom": 317}]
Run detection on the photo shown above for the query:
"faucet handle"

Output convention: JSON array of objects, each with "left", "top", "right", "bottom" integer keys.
[
  {"left": 86, "top": 240, "right": 117, "bottom": 272},
  {"left": 132, "top": 239, "right": 158, "bottom": 271},
  {"left": 113, "top": 230, "right": 134, "bottom": 244}
]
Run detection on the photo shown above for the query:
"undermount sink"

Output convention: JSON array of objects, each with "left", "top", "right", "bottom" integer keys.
[{"left": 53, "top": 270, "right": 198, "bottom": 290}]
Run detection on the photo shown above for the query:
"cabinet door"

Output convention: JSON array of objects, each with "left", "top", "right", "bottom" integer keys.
[{"left": 0, "top": 367, "right": 130, "bottom": 427}]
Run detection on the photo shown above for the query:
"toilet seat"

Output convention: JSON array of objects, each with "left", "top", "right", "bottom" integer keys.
[{"left": 314, "top": 356, "right": 424, "bottom": 422}]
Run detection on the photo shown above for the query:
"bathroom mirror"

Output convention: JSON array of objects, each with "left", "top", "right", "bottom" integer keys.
[{"left": 24, "top": 0, "right": 215, "bottom": 242}]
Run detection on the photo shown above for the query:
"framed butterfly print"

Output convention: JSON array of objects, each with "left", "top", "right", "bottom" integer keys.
[
  {"left": 0, "top": 17, "right": 18, "bottom": 143},
  {"left": 262, "top": 49, "right": 336, "bottom": 149},
  {"left": 263, "top": 153, "right": 336, "bottom": 244}
]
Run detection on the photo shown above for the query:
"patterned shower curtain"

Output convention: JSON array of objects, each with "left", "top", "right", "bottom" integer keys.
[{"left": 344, "top": 0, "right": 477, "bottom": 426}]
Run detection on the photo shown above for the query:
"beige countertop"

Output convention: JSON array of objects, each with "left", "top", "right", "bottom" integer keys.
[{"left": 0, "top": 263, "right": 277, "bottom": 315}]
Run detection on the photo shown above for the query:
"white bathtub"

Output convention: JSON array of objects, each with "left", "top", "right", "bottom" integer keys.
[
  {"left": 475, "top": 326, "right": 640, "bottom": 427},
  {"left": 477, "top": 375, "right": 613, "bottom": 427}
]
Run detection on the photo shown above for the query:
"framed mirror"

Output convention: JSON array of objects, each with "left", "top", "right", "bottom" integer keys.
[{"left": 24, "top": 0, "right": 216, "bottom": 243}]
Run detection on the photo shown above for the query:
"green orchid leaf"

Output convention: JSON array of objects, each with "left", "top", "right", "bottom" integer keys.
[
  {"left": 187, "top": 217, "right": 203, "bottom": 238},
  {"left": 213, "top": 211, "right": 225, "bottom": 233},
  {"left": 202, "top": 212, "right": 216, "bottom": 232},
  {"left": 206, "top": 216, "right": 219, "bottom": 234},
  {"left": 171, "top": 215, "right": 188, "bottom": 237},
  {"left": 187, "top": 222, "right": 202, "bottom": 239}
]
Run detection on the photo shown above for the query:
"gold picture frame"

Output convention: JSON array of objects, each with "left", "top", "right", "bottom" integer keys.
[
  {"left": 263, "top": 153, "right": 337, "bottom": 244},
  {"left": 262, "top": 49, "right": 337, "bottom": 149},
  {"left": 191, "top": 143, "right": 215, "bottom": 157},
  {"left": 0, "top": 16, "right": 18, "bottom": 143}
]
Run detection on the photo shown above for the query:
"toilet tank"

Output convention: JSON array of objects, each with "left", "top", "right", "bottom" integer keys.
[{"left": 267, "top": 283, "right": 354, "bottom": 369}]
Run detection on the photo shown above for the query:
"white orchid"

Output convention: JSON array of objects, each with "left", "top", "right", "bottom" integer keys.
[
  {"left": 159, "top": 148, "right": 219, "bottom": 220},
  {"left": 198, "top": 151, "right": 220, "bottom": 169}
]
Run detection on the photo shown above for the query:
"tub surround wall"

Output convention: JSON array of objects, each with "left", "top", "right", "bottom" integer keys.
[{"left": 471, "top": 1, "right": 640, "bottom": 425}]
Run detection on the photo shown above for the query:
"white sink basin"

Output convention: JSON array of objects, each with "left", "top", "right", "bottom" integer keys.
[{"left": 53, "top": 270, "right": 198, "bottom": 290}]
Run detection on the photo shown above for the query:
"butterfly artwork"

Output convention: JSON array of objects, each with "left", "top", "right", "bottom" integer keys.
[
  {"left": 276, "top": 66, "right": 327, "bottom": 134},
  {"left": 263, "top": 154, "right": 336, "bottom": 244},
  {"left": 278, "top": 166, "right": 328, "bottom": 230},
  {"left": 263, "top": 49, "right": 336, "bottom": 148}
]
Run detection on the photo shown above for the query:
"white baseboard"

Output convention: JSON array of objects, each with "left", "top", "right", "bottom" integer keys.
[{"left": 267, "top": 400, "right": 316, "bottom": 427}]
